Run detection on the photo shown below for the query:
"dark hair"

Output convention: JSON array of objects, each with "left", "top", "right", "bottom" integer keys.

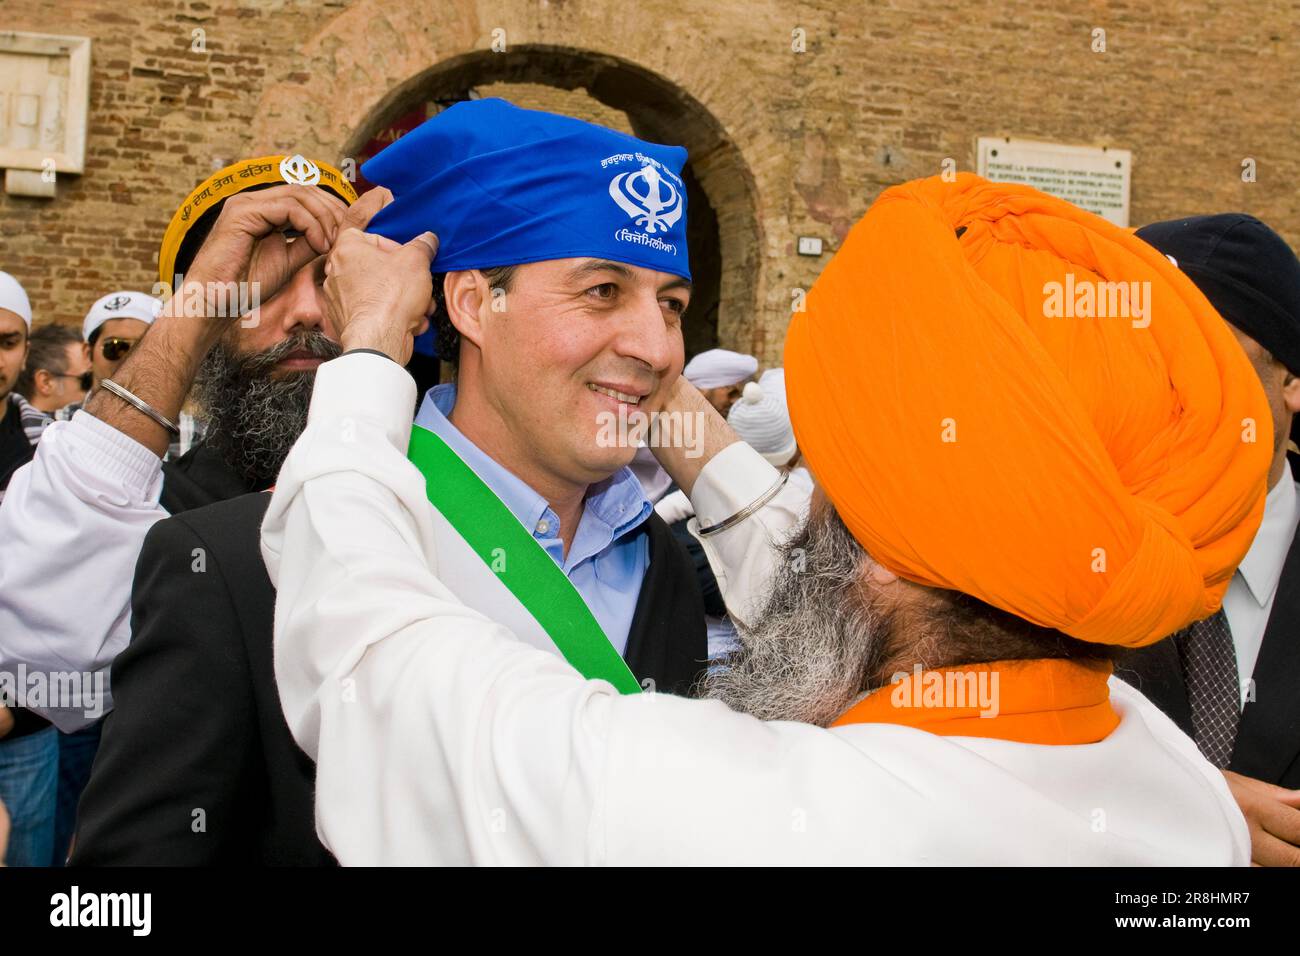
[
  {"left": 16, "top": 323, "right": 82, "bottom": 399},
  {"left": 811, "top": 502, "right": 1121, "bottom": 689},
  {"left": 935, "top": 589, "right": 1119, "bottom": 667},
  {"left": 865, "top": 585, "right": 1118, "bottom": 693},
  {"left": 433, "top": 266, "right": 518, "bottom": 367}
]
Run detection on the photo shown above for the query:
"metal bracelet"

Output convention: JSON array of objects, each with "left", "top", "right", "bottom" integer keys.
[
  {"left": 696, "top": 471, "right": 789, "bottom": 537},
  {"left": 98, "top": 379, "right": 181, "bottom": 437}
]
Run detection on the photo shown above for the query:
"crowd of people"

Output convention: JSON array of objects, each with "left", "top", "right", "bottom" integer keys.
[{"left": 0, "top": 97, "right": 1297, "bottom": 866}]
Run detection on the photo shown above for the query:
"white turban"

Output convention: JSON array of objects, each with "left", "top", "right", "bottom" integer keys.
[
  {"left": 83, "top": 291, "right": 163, "bottom": 342},
  {"left": 727, "top": 380, "right": 797, "bottom": 466},
  {"left": 682, "top": 348, "right": 757, "bottom": 389},
  {"left": 758, "top": 367, "right": 786, "bottom": 404},
  {"left": 0, "top": 271, "right": 32, "bottom": 329}
]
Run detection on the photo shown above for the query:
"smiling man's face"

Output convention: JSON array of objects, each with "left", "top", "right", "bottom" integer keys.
[{"left": 455, "top": 257, "right": 690, "bottom": 489}]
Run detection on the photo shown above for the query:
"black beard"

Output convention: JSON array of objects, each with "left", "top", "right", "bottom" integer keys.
[{"left": 193, "top": 330, "right": 341, "bottom": 488}]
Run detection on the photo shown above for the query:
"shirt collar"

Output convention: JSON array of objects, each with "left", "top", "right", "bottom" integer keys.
[
  {"left": 11, "top": 392, "right": 50, "bottom": 424},
  {"left": 414, "top": 383, "right": 652, "bottom": 549},
  {"left": 1237, "top": 470, "right": 1300, "bottom": 607}
]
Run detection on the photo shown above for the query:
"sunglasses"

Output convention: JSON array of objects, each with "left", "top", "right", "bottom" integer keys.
[
  {"left": 100, "top": 337, "right": 138, "bottom": 362},
  {"left": 51, "top": 370, "right": 94, "bottom": 391}
]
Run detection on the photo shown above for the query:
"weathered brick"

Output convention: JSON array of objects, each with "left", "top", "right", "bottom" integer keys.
[{"left": 0, "top": 0, "right": 1294, "bottom": 366}]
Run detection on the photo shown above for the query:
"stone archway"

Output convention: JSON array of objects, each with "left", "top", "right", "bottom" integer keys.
[{"left": 263, "top": 41, "right": 761, "bottom": 359}]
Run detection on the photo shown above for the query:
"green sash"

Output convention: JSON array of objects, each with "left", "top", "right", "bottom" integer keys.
[{"left": 407, "top": 425, "right": 642, "bottom": 694}]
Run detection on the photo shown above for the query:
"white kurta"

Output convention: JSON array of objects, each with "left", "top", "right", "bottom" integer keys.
[
  {"left": 0, "top": 413, "right": 166, "bottom": 729},
  {"left": 262, "top": 353, "right": 1250, "bottom": 866}
]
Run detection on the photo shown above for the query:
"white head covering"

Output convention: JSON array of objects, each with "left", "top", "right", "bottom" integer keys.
[
  {"left": 683, "top": 348, "right": 758, "bottom": 390},
  {"left": 0, "top": 271, "right": 33, "bottom": 329},
  {"left": 83, "top": 291, "right": 163, "bottom": 342},
  {"left": 758, "top": 366, "right": 786, "bottom": 404},
  {"left": 727, "top": 380, "right": 797, "bottom": 466}
]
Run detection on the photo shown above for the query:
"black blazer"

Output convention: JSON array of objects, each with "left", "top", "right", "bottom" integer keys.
[
  {"left": 73, "top": 491, "right": 707, "bottom": 865},
  {"left": 160, "top": 442, "right": 260, "bottom": 513},
  {"left": 1116, "top": 467, "right": 1300, "bottom": 789}
]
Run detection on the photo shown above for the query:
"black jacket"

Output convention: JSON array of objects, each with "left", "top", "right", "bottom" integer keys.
[
  {"left": 1116, "top": 461, "right": 1300, "bottom": 788},
  {"left": 159, "top": 442, "right": 256, "bottom": 514},
  {"left": 73, "top": 489, "right": 707, "bottom": 865}
]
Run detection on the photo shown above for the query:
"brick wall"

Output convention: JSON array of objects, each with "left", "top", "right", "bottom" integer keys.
[{"left": 2, "top": 0, "right": 1297, "bottom": 365}]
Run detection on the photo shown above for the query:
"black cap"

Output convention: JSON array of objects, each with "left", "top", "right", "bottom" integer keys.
[{"left": 1136, "top": 214, "right": 1300, "bottom": 377}]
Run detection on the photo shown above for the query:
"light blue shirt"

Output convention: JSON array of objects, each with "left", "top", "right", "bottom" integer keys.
[{"left": 415, "top": 384, "right": 652, "bottom": 656}]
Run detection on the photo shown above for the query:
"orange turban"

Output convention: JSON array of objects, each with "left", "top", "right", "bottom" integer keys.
[{"left": 785, "top": 174, "right": 1271, "bottom": 648}]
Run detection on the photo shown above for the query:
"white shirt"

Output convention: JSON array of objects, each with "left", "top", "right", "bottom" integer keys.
[
  {"left": 1222, "top": 471, "right": 1299, "bottom": 706},
  {"left": 687, "top": 447, "right": 811, "bottom": 630},
  {"left": 655, "top": 461, "right": 813, "bottom": 661},
  {"left": 0, "top": 380, "right": 802, "bottom": 732},
  {"left": 261, "top": 354, "right": 1248, "bottom": 866},
  {"left": 0, "top": 412, "right": 167, "bottom": 729}
]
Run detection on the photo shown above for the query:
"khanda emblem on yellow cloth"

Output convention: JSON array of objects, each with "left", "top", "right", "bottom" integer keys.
[
  {"left": 609, "top": 163, "right": 683, "bottom": 234},
  {"left": 279, "top": 154, "right": 322, "bottom": 187}
]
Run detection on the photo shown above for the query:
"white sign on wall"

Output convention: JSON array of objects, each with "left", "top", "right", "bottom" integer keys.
[
  {"left": 976, "top": 138, "right": 1131, "bottom": 227},
  {"left": 0, "top": 31, "right": 91, "bottom": 197}
]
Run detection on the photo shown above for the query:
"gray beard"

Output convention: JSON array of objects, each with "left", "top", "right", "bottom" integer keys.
[
  {"left": 700, "top": 506, "right": 892, "bottom": 727},
  {"left": 192, "top": 330, "right": 340, "bottom": 488}
]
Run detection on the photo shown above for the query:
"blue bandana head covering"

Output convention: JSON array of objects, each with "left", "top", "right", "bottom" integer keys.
[{"left": 362, "top": 98, "right": 691, "bottom": 281}]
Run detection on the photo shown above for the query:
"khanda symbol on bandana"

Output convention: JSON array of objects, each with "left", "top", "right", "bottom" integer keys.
[
  {"left": 279, "top": 154, "right": 321, "bottom": 187},
  {"left": 608, "top": 163, "right": 683, "bottom": 234},
  {"left": 103, "top": 295, "right": 131, "bottom": 311}
]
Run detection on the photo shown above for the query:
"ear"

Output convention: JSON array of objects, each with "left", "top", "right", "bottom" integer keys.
[
  {"left": 443, "top": 270, "right": 491, "bottom": 351},
  {"left": 1283, "top": 372, "right": 1300, "bottom": 416},
  {"left": 867, "top": 559, "right": 900, "bottom": 586},
  {"left": 34, "top": 367, "right": 53, "bottom": 397}
]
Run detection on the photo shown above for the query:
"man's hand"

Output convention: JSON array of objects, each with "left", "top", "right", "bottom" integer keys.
[
  {"left": 322, "top": 229, "right": 438, "bottom": 365},
  {"left": 337, "top": 186, "right": 392, "bottom": 235},
  {"left": 85, "top": 187, "right": 391, "bottom": 459},
  {"left": 1223, "top": 769, "right": 1300, "bottom": 866},
  {"left": 185, "top": 183, "right": 350, "bottom": 316},
  {"left": 647, "top": 374, "right": 740, "bottom": 496}
]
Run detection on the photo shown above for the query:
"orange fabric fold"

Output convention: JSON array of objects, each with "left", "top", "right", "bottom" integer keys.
[
  {"left": 785, "top": 173, "right": 1272, "bottom": 647},
  {"left": 832, "top": 659, "right": 1119, "bottom": 745}
]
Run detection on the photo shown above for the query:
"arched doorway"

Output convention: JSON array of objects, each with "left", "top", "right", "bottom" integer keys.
[{"left": 343, "top": 45, "right": 760, "bottom": 364}]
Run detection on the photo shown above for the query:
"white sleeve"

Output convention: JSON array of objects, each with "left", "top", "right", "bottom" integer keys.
[
  {"left": 262, "top": 353, "right": 626, "bottom": 865},
  {"left": 685, "top": 442, "right": 809, "bottom": 627},
  {"left": 0, "top": 412, "right": 165, "bottom": 731},
  {"left": 261, "top": 355, "right": 962, "bottom": 866},
  {"left": 652, "top": 488, "right": 693, "bottom": 524}
]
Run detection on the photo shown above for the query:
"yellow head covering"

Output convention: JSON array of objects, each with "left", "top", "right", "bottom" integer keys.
[{"left": 158, "top": 154, "right": 357, "bottom": 289}]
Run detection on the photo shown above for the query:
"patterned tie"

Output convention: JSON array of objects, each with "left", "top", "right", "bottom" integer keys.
[{"left": 1175, "top": 608, "right": 1241, "bottom": 768}]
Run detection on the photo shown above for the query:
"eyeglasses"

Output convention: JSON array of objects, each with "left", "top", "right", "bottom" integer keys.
[
  {"left": 100, "top": 337, "right": 137, "bottom": 362},
  {"left": 50, "top": 371, "right": 94, "bottom": 391}
]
